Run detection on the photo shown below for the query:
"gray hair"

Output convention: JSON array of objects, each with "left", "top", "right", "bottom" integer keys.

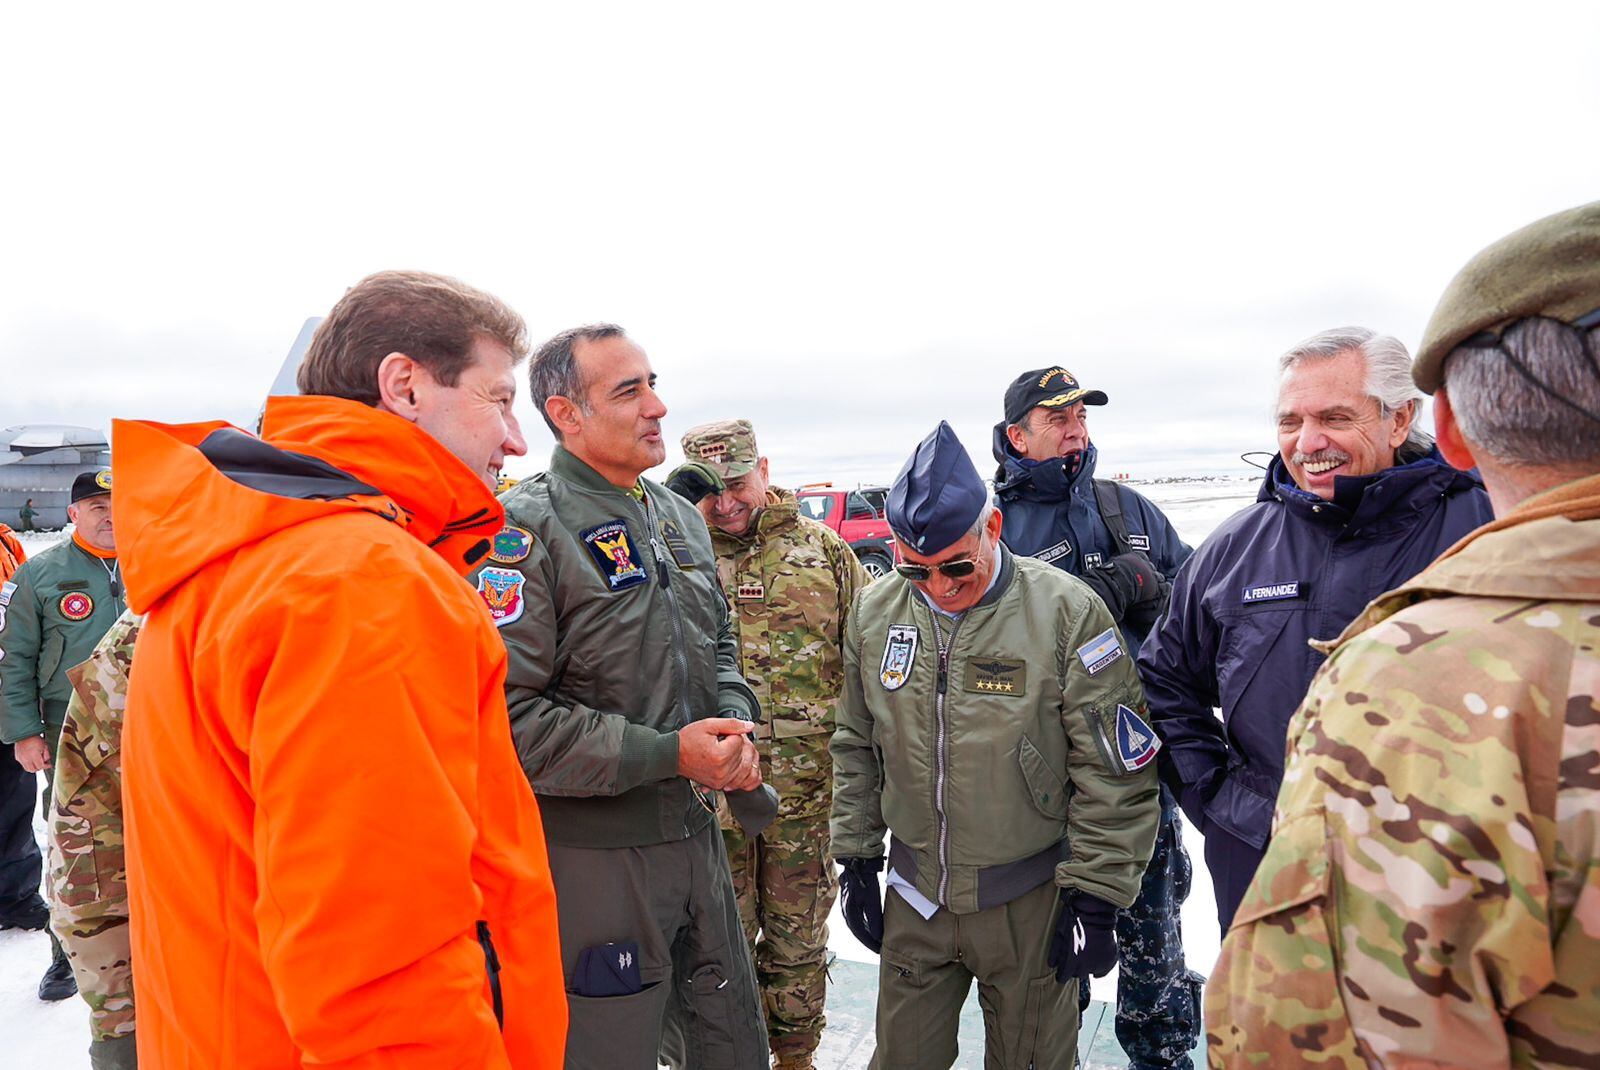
[
  {"left": 1278, "top": 326, "right": 1433, "bottom": 450},
  {"left": 529, "top": 323, "right": 626, "bottom": 439},
  {"left": 967, "top": 494, "right": 998, "bottom": 540},
  {"left": 1442, "top": 317, "right": 1600, "bottom": 469}
]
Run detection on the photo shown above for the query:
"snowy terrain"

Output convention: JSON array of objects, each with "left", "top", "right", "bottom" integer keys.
[{"left": 0, "top": 475, "right": 1262, "bottom": 1067}]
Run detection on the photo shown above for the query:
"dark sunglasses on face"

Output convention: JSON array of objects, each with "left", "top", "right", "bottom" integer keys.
[{"left": 895, "top": 556, "right": 979, "bottom": 581}]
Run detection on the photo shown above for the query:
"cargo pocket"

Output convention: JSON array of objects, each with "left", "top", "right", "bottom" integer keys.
[
  {"left": 877, "top": 949, "right": 926, "bottom": 1067},
  {"left": 979, "top": 970, "right": 1064, "bottom": 1070},
  {"left": 565, "top": 980, "right": 670, "bottom": 1070},
  {"left": 1017, "top": 734, "right": 1070, "bottom": 820},
  {"left": 685, "top": 964, "right": 748, "bottom": 1069}
]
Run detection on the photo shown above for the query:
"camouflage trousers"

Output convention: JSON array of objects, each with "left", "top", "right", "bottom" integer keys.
[
  {"left": 720, "top": 732, "right": 837, "bottom": 1064},
  {"left": 1080, "top": 802, "right": 1203, "bottom": 1070},
  {"left": 52, "top": 912, "right": 135, "bottom": 1043}
]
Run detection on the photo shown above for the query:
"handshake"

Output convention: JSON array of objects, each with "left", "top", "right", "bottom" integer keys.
[{"left": 678, "top": 715, "right": 779, "bottom": 838}]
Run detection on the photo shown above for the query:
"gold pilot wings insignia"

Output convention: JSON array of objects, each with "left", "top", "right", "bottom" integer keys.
[{"left": 879, "top": 624, "right": 918, "bottom": 691}]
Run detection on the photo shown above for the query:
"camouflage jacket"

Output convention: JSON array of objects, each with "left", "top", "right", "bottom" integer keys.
[
  {"left": 708, "top": 488, "right": 868, "bottom": 742},
  {"left": 1206, "top": 480, "right": 1600, "bottom": 1069},
  {"left": 49, "top": 609, "right": 140, "bottom": 927}
]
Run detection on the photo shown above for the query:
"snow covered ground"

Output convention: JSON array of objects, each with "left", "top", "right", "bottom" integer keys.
[{"left": 0, "top": 474, "right": 1263, "bottom": 1067}]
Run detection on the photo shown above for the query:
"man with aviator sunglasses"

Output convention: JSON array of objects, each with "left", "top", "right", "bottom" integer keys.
[{"left": 831, "top": 421, "right": 1160, "bottom": 1069}]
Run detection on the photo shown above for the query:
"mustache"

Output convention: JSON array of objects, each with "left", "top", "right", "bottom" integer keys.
[{"left": 1292, "top": 448, "right": 1350, "bottom": 467}]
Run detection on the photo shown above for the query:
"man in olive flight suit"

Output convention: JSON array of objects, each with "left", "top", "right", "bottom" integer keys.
[
  {"left": 671, "top": 419, "right": 869, "bottom": 1070},
  {"left": 0, "top": 468, "right": 124, "bottom": 1003},
  {"left": 831, "top": 421, "right": 1161, "bottom": 1070},
  {"left": 476, "top": 324, "right": 771, "bottom": 1069}
]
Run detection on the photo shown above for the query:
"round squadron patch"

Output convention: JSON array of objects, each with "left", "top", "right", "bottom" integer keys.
[
  {"left": 487, "top": 525, "right": 534, "bottom": 564},
  {"left": 59, "top": 592, "right": 94, "bottom": 621}
]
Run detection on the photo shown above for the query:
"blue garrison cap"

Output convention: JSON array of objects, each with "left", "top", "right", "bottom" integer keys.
[{"left": 887, "top": 421, "right": 988, "bottom": 556}]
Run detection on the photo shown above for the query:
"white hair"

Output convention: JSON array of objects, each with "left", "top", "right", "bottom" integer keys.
[
  {"left": 1278, "top": 326, "right": 1432, "bottom": 450},
  {"left": 1443, "top": 318, "right": 1600, "bottom": 468},
  {"left": 966, "top": 493, "right": 998, "bottom": 540}
]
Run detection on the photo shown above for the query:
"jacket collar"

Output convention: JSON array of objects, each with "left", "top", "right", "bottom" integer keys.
[
  {"left": 1259, "top": 443, "right": 1480, "bottom": 531},
  {"left": 993, "top": 420, "right": 1099, "bottom": 503},
  {"left": 1324, "top": 471, "right": 1600, "bottom": 649},
  {"left": 549, "top": 444, "right": 641, "bottom": 497}
]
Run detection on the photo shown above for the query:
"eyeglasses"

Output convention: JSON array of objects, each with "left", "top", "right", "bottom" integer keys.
[{"left": 895, "top": 556, "right": 979, "bottom": 581}]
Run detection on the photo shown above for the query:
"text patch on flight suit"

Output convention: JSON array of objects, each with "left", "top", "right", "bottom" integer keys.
[
  {"left": 963, "top": 657, "right": 1026, "bottom": 696},
  {"left": 1241, "top": 580, "right": 1301, "bottom": 604},
  {"left": 658, "top": 518, "right": 696, "bottom": 569},
  {"left": 581, "top": 520, "right": 650, "bottom": 591}
]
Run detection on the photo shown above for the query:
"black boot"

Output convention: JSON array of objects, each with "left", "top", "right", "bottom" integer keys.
[
  {"left": 39, "top": 951, "right": 77, "bottom": 1001},
  {"left": 0, "top": 893, "right": 49, "bottom": 930}
]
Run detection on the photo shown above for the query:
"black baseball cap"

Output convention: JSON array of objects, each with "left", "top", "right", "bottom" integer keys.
[
  {"left": 70, "top": 468, "right": 112, "bottom": 503},
  {"left": 1002, "top": 367, "right": 1108, "bottom": 425}
]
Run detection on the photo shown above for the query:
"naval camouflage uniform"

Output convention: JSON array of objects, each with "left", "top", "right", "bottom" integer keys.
[
  {"left": 1205, "top": 480, "right": 1600, "bottom": 1068},
  {"left": 708, "top": 486, "right": 868, "bottom": 1067},
  {"left": 50, "top": 610, "right": 140, "bottom": 1069}
]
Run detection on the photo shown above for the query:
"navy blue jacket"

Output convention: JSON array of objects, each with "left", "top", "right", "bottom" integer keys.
[
  {"left": 993, "top": 429, "right": 1192, "bottom": 657},
  {"left": 1135, "top": 445, "right": 1492, "bottom": 850}
]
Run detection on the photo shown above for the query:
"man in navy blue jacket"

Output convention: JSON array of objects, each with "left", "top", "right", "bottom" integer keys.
[
  {"left": 994, "top": 366, "right": 1199, "bottom": 1070},
  {"left": 1138, "top": 327, "right": 1492, "bottom": 933}
]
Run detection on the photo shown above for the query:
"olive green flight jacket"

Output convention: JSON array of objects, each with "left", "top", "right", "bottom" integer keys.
[
  {"left": 481, "top": 446, "right": 759, "bottom": 849},
  {"left": 1, "top": 538, "right": 125, "bottom": 743},
  {"left": 831, "top": 546, "right": 1160, "bottom": 914}
]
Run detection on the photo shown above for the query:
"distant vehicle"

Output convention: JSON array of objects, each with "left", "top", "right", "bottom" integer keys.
[
  {"left": 796, "top": 483, "right": 899, "bottom": 578},
  {"left": 497, "top": 474, "right": 520, "bottom": 496}
]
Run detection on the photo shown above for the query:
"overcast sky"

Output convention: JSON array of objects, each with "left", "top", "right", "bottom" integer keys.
[{"left": 4, "top": 3, "right": 1597, "bottom": 488}]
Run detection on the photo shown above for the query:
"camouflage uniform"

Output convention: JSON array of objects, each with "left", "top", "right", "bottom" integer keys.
[
  {"left": 50, "top": 610, "right": 140, "bottom": 1069},
  {"left": 1205, "top": 486, "right": 1600, "bottom": 1068},
  {"left": 684, "top": 421, "right": 869, "bottom": 1068}
]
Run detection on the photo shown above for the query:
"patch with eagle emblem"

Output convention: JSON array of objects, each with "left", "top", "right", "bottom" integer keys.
[
  {"left": 580, "top": 519, "right": 649, "bottom": 591},
  {"left": 476, "top": 567, "right": 526, "bottom": 627}
]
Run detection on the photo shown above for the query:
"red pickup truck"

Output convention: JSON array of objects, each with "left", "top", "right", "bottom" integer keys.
[{"left": 795, "top": 483, "right": 899, "bottom": 578}]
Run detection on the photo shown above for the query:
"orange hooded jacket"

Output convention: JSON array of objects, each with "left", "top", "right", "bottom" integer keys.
[
  {"left": 114, "top": 396, "right": 567, "bottom": 1068},
  {"left": 0, "top": 523, "right": 23, "bottom": 582}
]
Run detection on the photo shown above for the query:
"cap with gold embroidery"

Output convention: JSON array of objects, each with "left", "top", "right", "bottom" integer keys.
[
  {"left": 1002, "top": 367, "right": 1108, "bottom": 425},
  {"left": 679, "top": 419, "right": 759, "bottom": 480},
  {"left": 70, "top": 468, "right": 112, "bottom": 503}
]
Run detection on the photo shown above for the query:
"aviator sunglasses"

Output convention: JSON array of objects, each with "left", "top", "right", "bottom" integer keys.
[{"left": 894, "top": 555, "right": 980, "bottom": 581}]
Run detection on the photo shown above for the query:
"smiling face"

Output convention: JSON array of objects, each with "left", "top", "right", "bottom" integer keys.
[
  {"left": 1006, "top": 401, "right": 1090, "bottom": 461},
  {"left": 412, "top": 337, "right": 528, "bottom": 489},
  {"left": 1275, "top": 348, "right": 1413, "bottom": 499},
  {"left": 563, "top": 334, "right": 669, "bottom": 487},
  {"left": 895, "top": 507, "right": 1003, "bottom": 614},
  {"left": 698, "top": 457, "right": 770, "bottom": 535}
]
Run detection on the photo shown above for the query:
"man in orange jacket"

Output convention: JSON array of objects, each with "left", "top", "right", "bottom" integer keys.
[{"left": 114, "top": 271, "right": 567, "bottom": 1068}]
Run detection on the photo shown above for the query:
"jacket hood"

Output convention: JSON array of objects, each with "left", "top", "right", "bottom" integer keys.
[
  {"left": 1258, "top": 443, "right": 1482, "bottom": 529},
  {"left": 992, "top": 420, "right": 1098, "bottom": 502},
  {"left": 1326, "top": 472, "right": 1600, "bottom": 649},
  {"left": 113, "top": 395, "right": 504, "bottom": 612}
]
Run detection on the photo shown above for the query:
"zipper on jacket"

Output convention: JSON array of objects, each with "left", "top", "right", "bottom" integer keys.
[
  {"left": 476, "top": 920, "right": 504, "bottom": 1029},
  {"left": 640, "top": 497, "right": 695, "bottom": 729},
  {"left": 927, "top": 611, "right": 959, "bottom": 907}
]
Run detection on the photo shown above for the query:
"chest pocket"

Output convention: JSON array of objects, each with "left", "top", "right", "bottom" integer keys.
[
  {"left": 734, "top": 544, "right": 842, "bottom": 740},
  {"left": 1215, "top": 605, "right": 1305, "bottom": 743}
]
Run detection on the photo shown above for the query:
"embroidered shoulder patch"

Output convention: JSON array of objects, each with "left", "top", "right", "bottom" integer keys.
[
  {"left": 487, "top": 525, "right": 534, "bottom": 564},
  {"left": 1075, "top": 627, "right": 1123, "bottom": 676},
  {"left": 59, "top": 591, "right": 94, "bottom": 621},
  {"left": 1115, "top": 703, "right": 1161, "bottom": 771},
  {"left": 581, "top": 520, "right": 649, "bottom": 591},
  {"left": 0, "top": 581, "right": 14, "bottom": 607},
  {"left": 964, "top": 657, "right": 1025, "bottom": 696},
  {"left": 1242, "top": 580, "right": 1301, "bottom": 604},
  {"left": 476, "top": 567, "right": 526, "bottom": 627},
  {"left": 879, "top": 624, "right": 918, "bottom": 691}
]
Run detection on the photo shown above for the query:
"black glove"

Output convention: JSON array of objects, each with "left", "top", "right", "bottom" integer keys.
[
  {"left": 1047, "top": 890, "right": 1119, "bottom": 983},
  {"left": 665, "top": 462, "right": 726, "bottom": 504},
  {"left": 837, "top": 856, "right": 885, "bottom": 953},
  {"left": 1079, "top": 552, "right": 1164, "bottom": 623},
  {"left": 1121, "top": 570, "right": 1172, "bottom": 635}
]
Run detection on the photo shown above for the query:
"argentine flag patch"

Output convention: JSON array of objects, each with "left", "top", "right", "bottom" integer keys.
[{"left": 1115, "top": 704, "right": 1161, "bottom": 772}]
